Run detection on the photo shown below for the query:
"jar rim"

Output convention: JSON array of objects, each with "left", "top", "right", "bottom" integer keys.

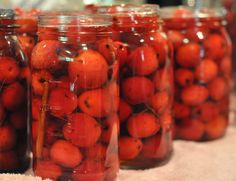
[
  {"left": 38, "top": 11, "right": 113, "bottom": 28},
  {"left": 96, "top": 4, "right": 160, "bottom": 17},
  {"left": 0, "top": 9, "right": 15, "bottom": 20},
  {"left": 161, "top": 6, "right": 227, "bottom": 19}
]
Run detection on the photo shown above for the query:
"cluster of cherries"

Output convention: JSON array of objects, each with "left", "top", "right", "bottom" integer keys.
[
  {"left": 0, "top": 5, "right": 232, "bottom": 180},
  {"left": 0, "top": 51, "right": 28, "bottom": 171},
  {"left": 30, "top": 23, "right": 119, "bottom": 180},
  {"left": 164, "top": 8, "right": 231, "bottom": 141},
  {"left": 0, "top": 8, "right": 34, "bottom": 172},
  {"left": 109, "top": 14, "right": 174, "bottom": 167}
]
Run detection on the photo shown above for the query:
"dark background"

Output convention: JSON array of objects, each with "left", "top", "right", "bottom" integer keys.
[{"left": 146, "top": 0, "right": 182, "bottom": 6}]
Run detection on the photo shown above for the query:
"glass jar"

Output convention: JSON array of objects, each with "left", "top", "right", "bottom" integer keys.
[
  {"left": 0, "top": 9, "right": 30, "bottom": 173},
  {"left": 14, "top": 8, "right": 39, "bottom": 61},
  {"left": 97, "top": 4, "right": 173, "bottom": 169},
  {"left": 31, "top": 12, "right": 119, "bottom": 181},
  {"left": 162, "top": 6, "right": 232, "bottom": 141}
]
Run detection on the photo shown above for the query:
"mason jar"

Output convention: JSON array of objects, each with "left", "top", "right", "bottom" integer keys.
[
  {"left": 162, "top": 6, "right": 232, "bottom": 141},
  {"left": 0, "top": 9, "right": 30, "bottom": 173},
  {"left": 31, "top": 12, "right": 119, "bottom": 181},
  {"left": 97, "top": 4, "right": 174, "bottom": 169}
]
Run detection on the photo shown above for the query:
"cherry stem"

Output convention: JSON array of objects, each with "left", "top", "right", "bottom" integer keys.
[{"left": 36, "top": 81, "right": 49, "bottom": 159}]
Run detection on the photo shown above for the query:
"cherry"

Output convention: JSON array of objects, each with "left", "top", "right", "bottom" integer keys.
[
  {"left": 0, "top": 57, "right": 20, "bottom": 84},
  {"left": 119, "top": 136, "right": 142, "bottom": 160},
  {"left": 176, "top": 43, "right": 201, "bottom": 68},
  {"left": 68, "top": 49, "right": 108, "bottom": 89},
  {"left": 122, "top": 76, "right": 154, "bottom": 105},
  {"left": 128, "top": 46, "right": 159, "bottom": 76},
  {"left": 48, "top": 88, "right": 77, "bottom": 118},
  {"left": 63, "top": 113, "right": 101, "bottom": 147},
  {"left": 1, "top": 82, "right": 26, "bottom": 111},
  {"left": 50, "top": 140, "right": 83, "bottom": 168},
  {"left": 178, "top": 119, "right": 204, "bottom": 141},
  {"left": 31, "top": 40, "right": 61, "bottom": 70},
  {"left": 0, "top": 125, "right": 16, "bottom": 151},
  {"left": 127, "top": 112, "right": 160, "bottom": 138},
  {"left": 195, "top": 59, "right": 218, "bottom": 83},
  {"left": 181, "top": 85, "right": 209, "bottom": 106}
]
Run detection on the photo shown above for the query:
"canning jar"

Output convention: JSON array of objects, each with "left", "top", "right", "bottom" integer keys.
[
  {"left": 97, "top": 4, "right": 173, "bottom": 169},
  {"left": 162, "top": 6, "right": 232, "bottom": 141},
  {"left": 31, "top": 12, "right": 119, "bottom": 181},
  {"left": 0, "top": 9, "right": 30, "bottom": 173},
  {"left": 15, "top": 8, "right": 39, "bottom": 61}
]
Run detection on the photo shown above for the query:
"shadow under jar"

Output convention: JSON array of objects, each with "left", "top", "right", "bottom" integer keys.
[
  {"left": 162, "top": 6, "right": 232, "bottom": 141},
  {"left": 97, "top": 4, "right": 174, "bottom": 169},
  {"left": 0, "top": 9, "right": 30, "bottom": 173},
  {"left": 31, "top": 12, "right": 119, "bottom": 181}
]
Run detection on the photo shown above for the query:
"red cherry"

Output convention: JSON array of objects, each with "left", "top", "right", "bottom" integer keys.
[
  {"left": 141, "top": 134, "right": 169, "bottom": 159},
  {"left": 204, "top": 34, "right": 228, "bottom": 61},
  {"left": 119, "top": 136, "right": 142, "bottom": 160},
  {"left": 173, "top": 102, "right": 191, "bottom": 119},
  {"left": 0, "top": 57, "right": 20, "bottom": 84},
  {"left": 31, "top": 70, "right": 53, "bottom": 95},
  {"left": 96, "top": 38, "right": 116, "bottom": 65},
  {"left": 63, "top": 113, "right": 101, "bottom": 147},
  {"left": 127, "top": 112, "right": 160, "bottom": 138},
  {"left": 0, "top": 151, "right": 19, "bottom": 171},
  {"left": 175, "top": 68, "right": 194, "bottom": 87},
  {"left": 10, "top": 110, "right": 27, "bottom": 129},
  {"left": 31, "top": 40, "right": 61, "bottom": 70},
  {"left": 176, "top": 43, "right": 201, "bottom": 68},
  {"left": 48, "top": 88, "right": 77, "bottom": 118},
  {"left": 128, "top": 46, "right": 159, "bottom": 76},
  {"left": 0, "top": 125, "right": 16, "bottom": 151},
  {"left": 122, "top": 76, "right": 154, "bottom": 105},
  {"left": 1, "top": 82, "right": 26, "bottom": 110},
  {"left": 144, "top": 32, "right": 169, "bottom": 65},
  {"left": 195, "top": 59, "right": 218, "bottom": 83},
  {"left": 167, "top": 30, "right": 184, "bottom": 49},
  {"left": 178, "top": 119, "right": 205, "bottom": 141},
  {"left": 78, "top": 88, "right": 115, "bottom": 118},
  {"left": 208, "top": 77, "right": 229, "bottom": 101},
  {"left": 149, "top": 91, "right": 170, "bottom": 114},
  {"left": 50, "top": 140, "right": 83, "bottom": 168},
  {"left": 181, "top": 85, "right": 209, "bottom": 106},
  {"left": 68, "top": 49, "right": 108, "bottom": 89}
]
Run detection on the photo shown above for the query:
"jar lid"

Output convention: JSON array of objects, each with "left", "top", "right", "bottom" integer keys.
[
  {"left": 161, "top": 6, "right": 227, "bottom": 19},
  {"left": 97, "top": 4, "right": 160, "bottom": 17},
  {"left": 0, "top": 9, "right": 15, "bottom": 20},
  {"left": 38, "top": 11, "right": 113, "bottom": 28}
]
